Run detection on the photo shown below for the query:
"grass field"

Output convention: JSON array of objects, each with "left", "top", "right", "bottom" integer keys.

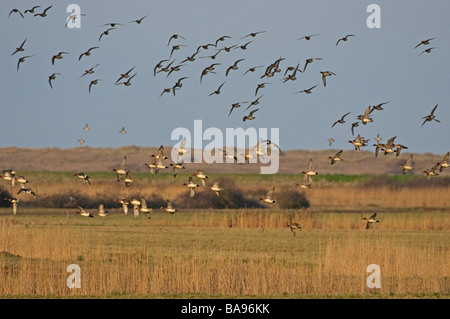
[
  {"left": 0, "top": 170, "right": 448, "bottom": 298},
  {"left": 0, "top": 208, "right": 448, "bottom": 298}
]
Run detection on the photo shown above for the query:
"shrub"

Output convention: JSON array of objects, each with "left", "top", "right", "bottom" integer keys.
[
  {"left": 275, "top": 187, "right": 310, "bottom": 209},
  {"left": 175, "top": 177, "right": 264, "bottom": 209},
  {"left": 0, "top": 185, "right": 12, "bottom": 207}
]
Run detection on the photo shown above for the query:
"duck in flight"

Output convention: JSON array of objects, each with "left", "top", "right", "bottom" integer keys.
[{"left": 421, "top": 104, "right": 440, "bottom": 126}]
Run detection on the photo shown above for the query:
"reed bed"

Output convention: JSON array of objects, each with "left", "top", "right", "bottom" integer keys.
[
  {"left": 0, "top": 210, "right": 448, "bottom": 298},
  {"left": 2, "top": 172, "right": 449, "bottom": 210}
]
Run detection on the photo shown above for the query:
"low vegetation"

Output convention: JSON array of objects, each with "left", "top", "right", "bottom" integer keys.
[{"left": 0, "top": 169, "right": 448, "bottom": 298}]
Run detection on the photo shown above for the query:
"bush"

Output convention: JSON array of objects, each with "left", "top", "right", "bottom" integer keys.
[
  {"left": 175, "top": 177, "right": 264, "bottom": 209},
  {"left": 0, "top": 185, "right": 12, "bottom": 207},
  {"left": 275, "top": 187, "right": 310, "bottom": 209}
]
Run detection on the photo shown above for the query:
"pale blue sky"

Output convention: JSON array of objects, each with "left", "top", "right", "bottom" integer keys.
[{"left": 1, "top": 1, "right": 449, "bottom": 154}]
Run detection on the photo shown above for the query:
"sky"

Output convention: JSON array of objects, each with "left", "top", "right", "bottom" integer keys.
[{"left": 1, "top": 0, "right": 449, "bottom": 155}]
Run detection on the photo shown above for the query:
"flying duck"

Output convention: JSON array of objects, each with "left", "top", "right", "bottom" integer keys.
[
  {"left": 362, "top": 213, "right": 380, "bottom": 229},
  {"left": 259, "top": 187, "right": 276, "bottom": 204},
  {"left": 184, "top": 176, "right": 200, "bottom": 198},
  {"left": 76, "top": 206, "right": 93, "bottom": 218},
  {"left": 160, "top": 199, "right": 177, "bottom": 214},
  {"left": 400, "top": 154, "right": 414, "bottom": 174},
  {"left": 193, "top": 170, "right": 209, "bottom": 187},
  {"left": 113, "top": 155, "right": 127, "bottom": 181},
  {"left": 329, "top": 150, "right": 344, "bottom": 165},
  {"left": 74, "top": 172, "right": 91, "bottom": 186}
]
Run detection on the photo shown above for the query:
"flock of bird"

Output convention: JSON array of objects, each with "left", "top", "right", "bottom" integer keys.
[{"left": 5, "top": 6, "right": 449, "bottom": 234}]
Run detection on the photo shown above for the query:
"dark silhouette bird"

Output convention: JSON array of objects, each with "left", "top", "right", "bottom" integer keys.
[
  {"left": 181, "top": 51, "right": 199, "bottom": 63},
  {"left": 414, "top": 38, "right": 435, "bottom": 49},
  {"left": 236, "top": 41, "right": 253, "bottom": 50},
  {"left": 9, "top": 9, "right": 24, "bottom": 18},
  {"left": 421, "top": 104, "right": 440, "bottom": 126},
  {"left": 159, "top": 88, "right": 172, "bottom": 99},
  {"left": 336, "top": 34, "right": 355, "bottom": 46},
  {"left": 226, "top": 59, "right": 245, "bottom": 76},
  {"left": 351, "top": 122, "right": 359, "bottom": 136},
  {"left": 255, "top": 82, "right": 270, "bottom": 96},
  {"left": 17, "top": 55, "right": 33, "bottom": 72},
  {"left": 246, "top": 95, "right": 263, "bottom": 110},
  {"left": 214, "top": 35, "right": 231, "bottom": 47},
  {"left": 208, "top": 82, "right": 225, "bottom": 97},
  {"left": 79, "top": 47, "right": 99, "bottom": 61},
  {"left": 199, "top": 50, "right": 221, "bottom": 60},
  {"left": 99, "top": 28, "right": 116, "bottom": 41},
  {"left": 371, "top": 102, "right": 389, "bottom": 111},
  {"left": 80, "top": 64, "right": 100, "bottom": 78},
  {"left": 102, "top": 22, "right": 124, "bottom": 28},
  {"left": 88, "top": 79, "right": 102, "bottom": 93},
  {"left": 241, "top": 31, "right": 266, "bottom": 39},
  {"left": 129, "top": 15, "right": 148, "bottom": 24},
  {"left": 332, "top": 112, "right": 351, "bottom": 127},
  {"left": 295, "top": 34, "right": 319, "bottom": 41},
  {"left": 10, "top": 38, "right": 27, "bottom": 56},
  {"left": 170, "top": 44, "right": 187, "bottom": 58},
  {"left": 167, "top": 34, "right": 186, "bottom": 46},
  {"left": 166, "top": 63, "right": 185, "bottom": 78},
  {"left": 303, "top": 58, "right": 322, "bottom": 72},
  {"left": 117, "top": 73, "right": 137, "bottom": 86},
  {"left": 52, "top": 52, "right": 69, "bottom": 65},
  {"left": 115, "top": 66, "right": 136, "bottom": 84},
  {"left": 34, "top": 6, "right": 52, "bottom": 17},
  {"left": 242, "top": 65, "right": 264, "bottom": 76},
  {"left": 320, "top": 71, "right": 336, "bottom": 87},
  {"left": 228, "top": 101, "right": 248, "bottom": 117},
  {"left": 153, "top": 59, "right": 169, "bottom": 76},
  {"left": 282, "top": 63, "right": 301, "bottom": 82},
  {"left": 172, "top": 81, "right": 187, "bottom": 97},
  {"left": 48, "top": 73, "right": 61, "bottom": 89},
  {"left": 243, "top": 109, "right": 259, "bottom": 122},
  {"left": 200, "top": 63, "right": 220, "bottom": 83},
  {"left": 295, "top": 84, "right": 318, "bottom": 94},
  {"left": 196, "top": 43, "right": 215, "bottom": 52},
  {"left": 419, "top": 47, "right": 437, "bottom": 56},
  {"left": 172, "top": 76, "right": 188, "bottom": 95},
  {"left": 24, "top": 6, "right": 41, "bottom": 15}
]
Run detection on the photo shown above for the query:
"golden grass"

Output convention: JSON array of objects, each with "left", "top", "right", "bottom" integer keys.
[
  {"left": 0, "top": 170, "right": 448, "bottom": 298},
  {"left": 0, "top": 210, "right": 448, "bottom": 298}
]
